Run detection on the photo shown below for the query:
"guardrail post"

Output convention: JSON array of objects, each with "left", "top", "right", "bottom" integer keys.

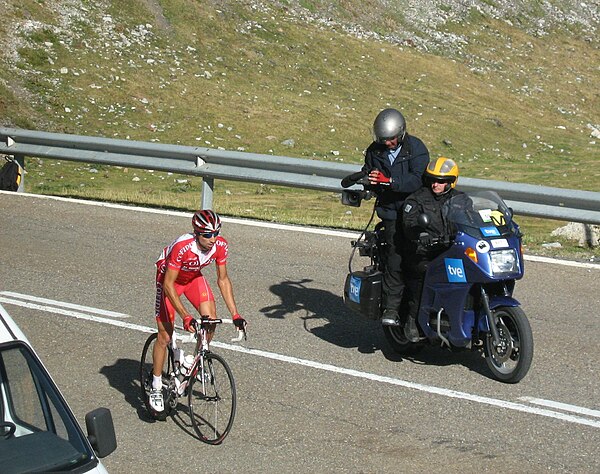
[{"left": 201, "top": 177, "right": 214, "bottom": 210}]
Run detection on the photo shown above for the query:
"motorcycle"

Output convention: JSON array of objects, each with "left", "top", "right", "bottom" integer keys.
[{"left": 340, "top": 171, "right": 533, "bottom": 383}]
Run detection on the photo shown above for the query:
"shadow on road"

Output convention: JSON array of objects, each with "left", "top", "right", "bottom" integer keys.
[
  {"left": 259, "top": 278, "right": 385, "bottom": 354},
  {"left": 99, "top": 358, "right": 158, "bottom": 423},
  {"left": 99, "top": 358, "right": 212, "bottom": 439},
  {"left": 398, "top": 346, "right": 492, "bottom": 379},
  {"left": 260, "top": 278, "right": 492, "bottom": 379}
]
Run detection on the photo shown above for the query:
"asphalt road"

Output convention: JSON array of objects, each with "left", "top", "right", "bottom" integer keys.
[{"left": 1, "top": 192, "right": 599, "bottom": 473}]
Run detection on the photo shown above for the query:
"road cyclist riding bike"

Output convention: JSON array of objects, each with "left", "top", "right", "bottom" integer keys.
[
  {"left": 146, "top": 209, "right": 246, "bottom": 417},
  {"left": 140, "top": 314, "right": 246, "bottom": 443}
]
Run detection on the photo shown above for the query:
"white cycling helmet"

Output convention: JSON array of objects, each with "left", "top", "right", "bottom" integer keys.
[{"left": 192, "top": 209, "right": 222, "bottom": 235}]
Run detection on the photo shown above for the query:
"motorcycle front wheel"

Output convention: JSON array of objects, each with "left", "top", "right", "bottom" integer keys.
[
  {"left": 382, "top": 326, "right": 424, "bottom": 355},
  {"left": 484, "top": 306, "right": 533, "bottom": 383}
]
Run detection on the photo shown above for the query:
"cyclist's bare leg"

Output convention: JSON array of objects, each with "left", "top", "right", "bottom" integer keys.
[
  {"left": 198, "top": 300, "right": 217, "bottom": 342},
  {"left": 153, "top": 318, "right": 174, "bottom": 378}
]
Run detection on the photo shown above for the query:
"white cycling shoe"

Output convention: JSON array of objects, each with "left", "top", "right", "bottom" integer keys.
[{"left": 149, "top": 388, "right": 164, "bottom": 412}]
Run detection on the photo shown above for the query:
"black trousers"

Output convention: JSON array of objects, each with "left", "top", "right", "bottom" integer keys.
[
  {"left": 381, "top": 219, "right": 405, "bottom": 313},
  {"left": 403, "top": 259, "right": 429, "bottom": 322}
]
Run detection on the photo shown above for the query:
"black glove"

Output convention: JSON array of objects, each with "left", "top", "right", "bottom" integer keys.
[
  {"left": 418, "top": 232, "right": 433, "bottom": 247},
  {"left": 233, "top": 314, "right": 247, "bottom": 330}
]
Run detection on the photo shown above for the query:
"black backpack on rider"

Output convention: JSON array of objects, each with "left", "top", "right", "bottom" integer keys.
[{"left": 0, "top": 157, "right": 22, "bottom": 191}]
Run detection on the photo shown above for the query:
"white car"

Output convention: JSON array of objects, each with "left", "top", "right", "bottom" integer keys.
[{"left": 0, "top": 303, "right": 116, "bottom": 473}]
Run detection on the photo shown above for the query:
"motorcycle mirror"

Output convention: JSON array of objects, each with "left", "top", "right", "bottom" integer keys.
[{"left": 417, "top": 213, "right": 431, "bottom": 228}]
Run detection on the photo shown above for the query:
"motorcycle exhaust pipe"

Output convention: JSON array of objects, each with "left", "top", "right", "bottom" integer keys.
[{"left": 436, "top": 308, "right": 450, "bottom": 348}]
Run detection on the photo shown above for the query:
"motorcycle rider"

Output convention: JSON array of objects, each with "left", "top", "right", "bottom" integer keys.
[
  {"left": 402, "top": 157, "right": 467, "bottom": 341},
  {"left": 361, "top": 108, "right": 430, "bottom": 326}
]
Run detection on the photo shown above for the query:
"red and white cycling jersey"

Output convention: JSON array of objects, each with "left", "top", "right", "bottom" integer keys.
[{"left": 156, "top": 233, "right": 228, "bottom": 285}]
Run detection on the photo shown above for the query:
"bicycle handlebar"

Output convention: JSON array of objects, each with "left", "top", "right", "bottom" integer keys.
[{"left": 174, "top": 317, "right": 247, "bottom": 343}]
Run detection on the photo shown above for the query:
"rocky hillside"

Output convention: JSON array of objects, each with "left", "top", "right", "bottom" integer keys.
[
  {"left": 248, "top": 0, "right": 599, "bottom": 52},
  {"left": 3, "top": 0, "right": 597, "bottom": 67},
  {"left": 0, "top": 0, "right": 598, "bottom": 189}
]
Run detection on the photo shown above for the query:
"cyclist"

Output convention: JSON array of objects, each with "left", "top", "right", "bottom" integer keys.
[
  {"left": 149, "top": 209, "right": 246, "bottom": 413},
  {"left": 402, "top": 157, "right": 467, "bottom": 341},
  {"left": 361, "top": 108, "right": 430, "bottom": 326}
]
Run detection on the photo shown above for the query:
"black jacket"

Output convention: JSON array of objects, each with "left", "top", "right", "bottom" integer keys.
[
  {"left": 361, "top": 134, "right": 429, "bottom": 220},
  {"left": 402, "top": 186, "right": 466, "bottom": 260}
]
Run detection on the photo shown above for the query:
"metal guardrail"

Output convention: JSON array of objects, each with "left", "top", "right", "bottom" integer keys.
[{"left": 1, "top": 127, "right": 599, "bottom": 224}]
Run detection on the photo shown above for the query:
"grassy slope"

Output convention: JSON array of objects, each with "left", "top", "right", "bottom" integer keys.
[{"left": 0, "top": 0, "right": 598, "bottom": 259}]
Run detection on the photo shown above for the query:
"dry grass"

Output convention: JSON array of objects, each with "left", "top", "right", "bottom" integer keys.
[{"left": 1, "top": 0, "right": 598, "bottom": 260}]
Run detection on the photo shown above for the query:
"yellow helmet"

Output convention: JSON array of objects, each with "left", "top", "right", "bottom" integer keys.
[{"left": 425, "top": 157, "right": 459, "bottom": 189}]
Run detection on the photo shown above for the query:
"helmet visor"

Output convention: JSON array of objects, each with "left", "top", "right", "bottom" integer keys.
[{"left": 429, "top": 175, "right": 456, "bottom": 184}]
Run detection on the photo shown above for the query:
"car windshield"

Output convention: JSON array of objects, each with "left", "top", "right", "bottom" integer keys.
[
  {"left": 0, "top": 341, "right": 97, "bottom": 473},
  {"left": 445, "top": 190, "right": 518, "bottom": 239}
]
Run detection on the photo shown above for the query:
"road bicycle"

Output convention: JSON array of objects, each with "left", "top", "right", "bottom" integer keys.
[{"left": 140, "top": 317, "right": 246, "bottom": 444}]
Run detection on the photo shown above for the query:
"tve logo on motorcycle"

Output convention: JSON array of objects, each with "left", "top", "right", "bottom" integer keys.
[
  {"left": 349, "top": 276, "right": 362, "bottom": 303},
  {"left": 445, "top": 258, "right": 467, "bottom": 283},
  {"left": 480, "top": 226, "right": 501, "bottom": 237}
]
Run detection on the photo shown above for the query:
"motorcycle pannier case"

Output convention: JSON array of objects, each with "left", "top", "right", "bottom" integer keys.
[{"left": 343, "top": 270, "right": 382, "bottom": 320}]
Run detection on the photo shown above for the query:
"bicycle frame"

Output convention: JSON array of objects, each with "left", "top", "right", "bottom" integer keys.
[{"left": 170, "top": 318, "right": 245, "bottom": 396}]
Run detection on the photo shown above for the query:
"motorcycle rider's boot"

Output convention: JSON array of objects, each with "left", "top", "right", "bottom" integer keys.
[
  {"left": 403, "top": 315, "right": 420, "bottom": 342},
  {"left": 381, "top": 309, "right": 400, "bottom": 326}
]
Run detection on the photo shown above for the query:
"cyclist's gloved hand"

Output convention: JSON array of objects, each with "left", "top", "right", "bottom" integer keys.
[
  {"left": 183, "top": 315, "right": 197, "bottom": 332},
  {"left": 368, "top": 170, "right": 391, "bottom": 186},
  {"left": 232, "top": 314, "right": 246, "bottom": 330}
]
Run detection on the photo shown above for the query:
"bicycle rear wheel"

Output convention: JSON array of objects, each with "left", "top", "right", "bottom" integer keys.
[
  {"left": 140, "top": 333, "right": 176, "bottom": 421},
  {"left": 188, "top": 352, "right": 236, "bottom": 444}
]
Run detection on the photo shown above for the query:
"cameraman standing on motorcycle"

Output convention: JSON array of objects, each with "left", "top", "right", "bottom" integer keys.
[
  {"left": 362, "top": 108, "right": 430, "bottom": 326},
  {"left": 402, "top": 157, "right": 468, "bottom": 341}
]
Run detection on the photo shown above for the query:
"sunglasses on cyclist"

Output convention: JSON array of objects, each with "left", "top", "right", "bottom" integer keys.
[{"left": 195, "top": 230, "right": 220, "bottom": 239}]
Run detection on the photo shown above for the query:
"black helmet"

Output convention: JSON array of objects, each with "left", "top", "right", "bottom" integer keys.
[{"left": 373, "top": 108, "right": 406, "bottom": 144}]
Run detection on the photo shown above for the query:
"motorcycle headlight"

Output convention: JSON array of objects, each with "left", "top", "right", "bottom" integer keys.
[{"left": 490, "top": 249, "right": 518, "bottom": 275}]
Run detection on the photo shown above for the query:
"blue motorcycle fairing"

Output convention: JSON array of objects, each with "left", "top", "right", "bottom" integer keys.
[
  {"left": 489, "top": 295, "right": 520, "bottom": 309},
  {"left": 454, "top": 231, "right": 524, "bottom": 282},
  {"left": 417, "top": 231, "right": 523, "bottom": 345}
]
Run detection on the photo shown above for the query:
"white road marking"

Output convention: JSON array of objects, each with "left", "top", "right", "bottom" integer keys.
[
  {"left": 212, "top": 342, "right": 600, "bottom": 429},
  {"left": 2, "top": 295, "right": 599, "bottom": 429},
  {"left": 3, "top": 190, "right": 598, "bottom": 270},
  {"left": 0, "top": 297, "right": 146, "bottom": 331},
  {"left": 524, "top": 255, "right": 600, "bottom": 269},
  {"left": 0, "top": 291, "right": 129, "bottom": 318},
  {"left": 519, "top": 397, "right": 600, "bottom": 418}
]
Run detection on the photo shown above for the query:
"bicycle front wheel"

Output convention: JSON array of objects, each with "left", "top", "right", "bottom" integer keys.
[{"left": 188, "top": 352, "right": 236, "bottom": 444}]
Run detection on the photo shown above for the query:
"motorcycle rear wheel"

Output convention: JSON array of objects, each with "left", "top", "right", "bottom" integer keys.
[
  {"left": 382, "top": 326, "right": 424, "bottom": 355},
  {"left": 484, "top": 306, "right": 533, "bottom": 383}
]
